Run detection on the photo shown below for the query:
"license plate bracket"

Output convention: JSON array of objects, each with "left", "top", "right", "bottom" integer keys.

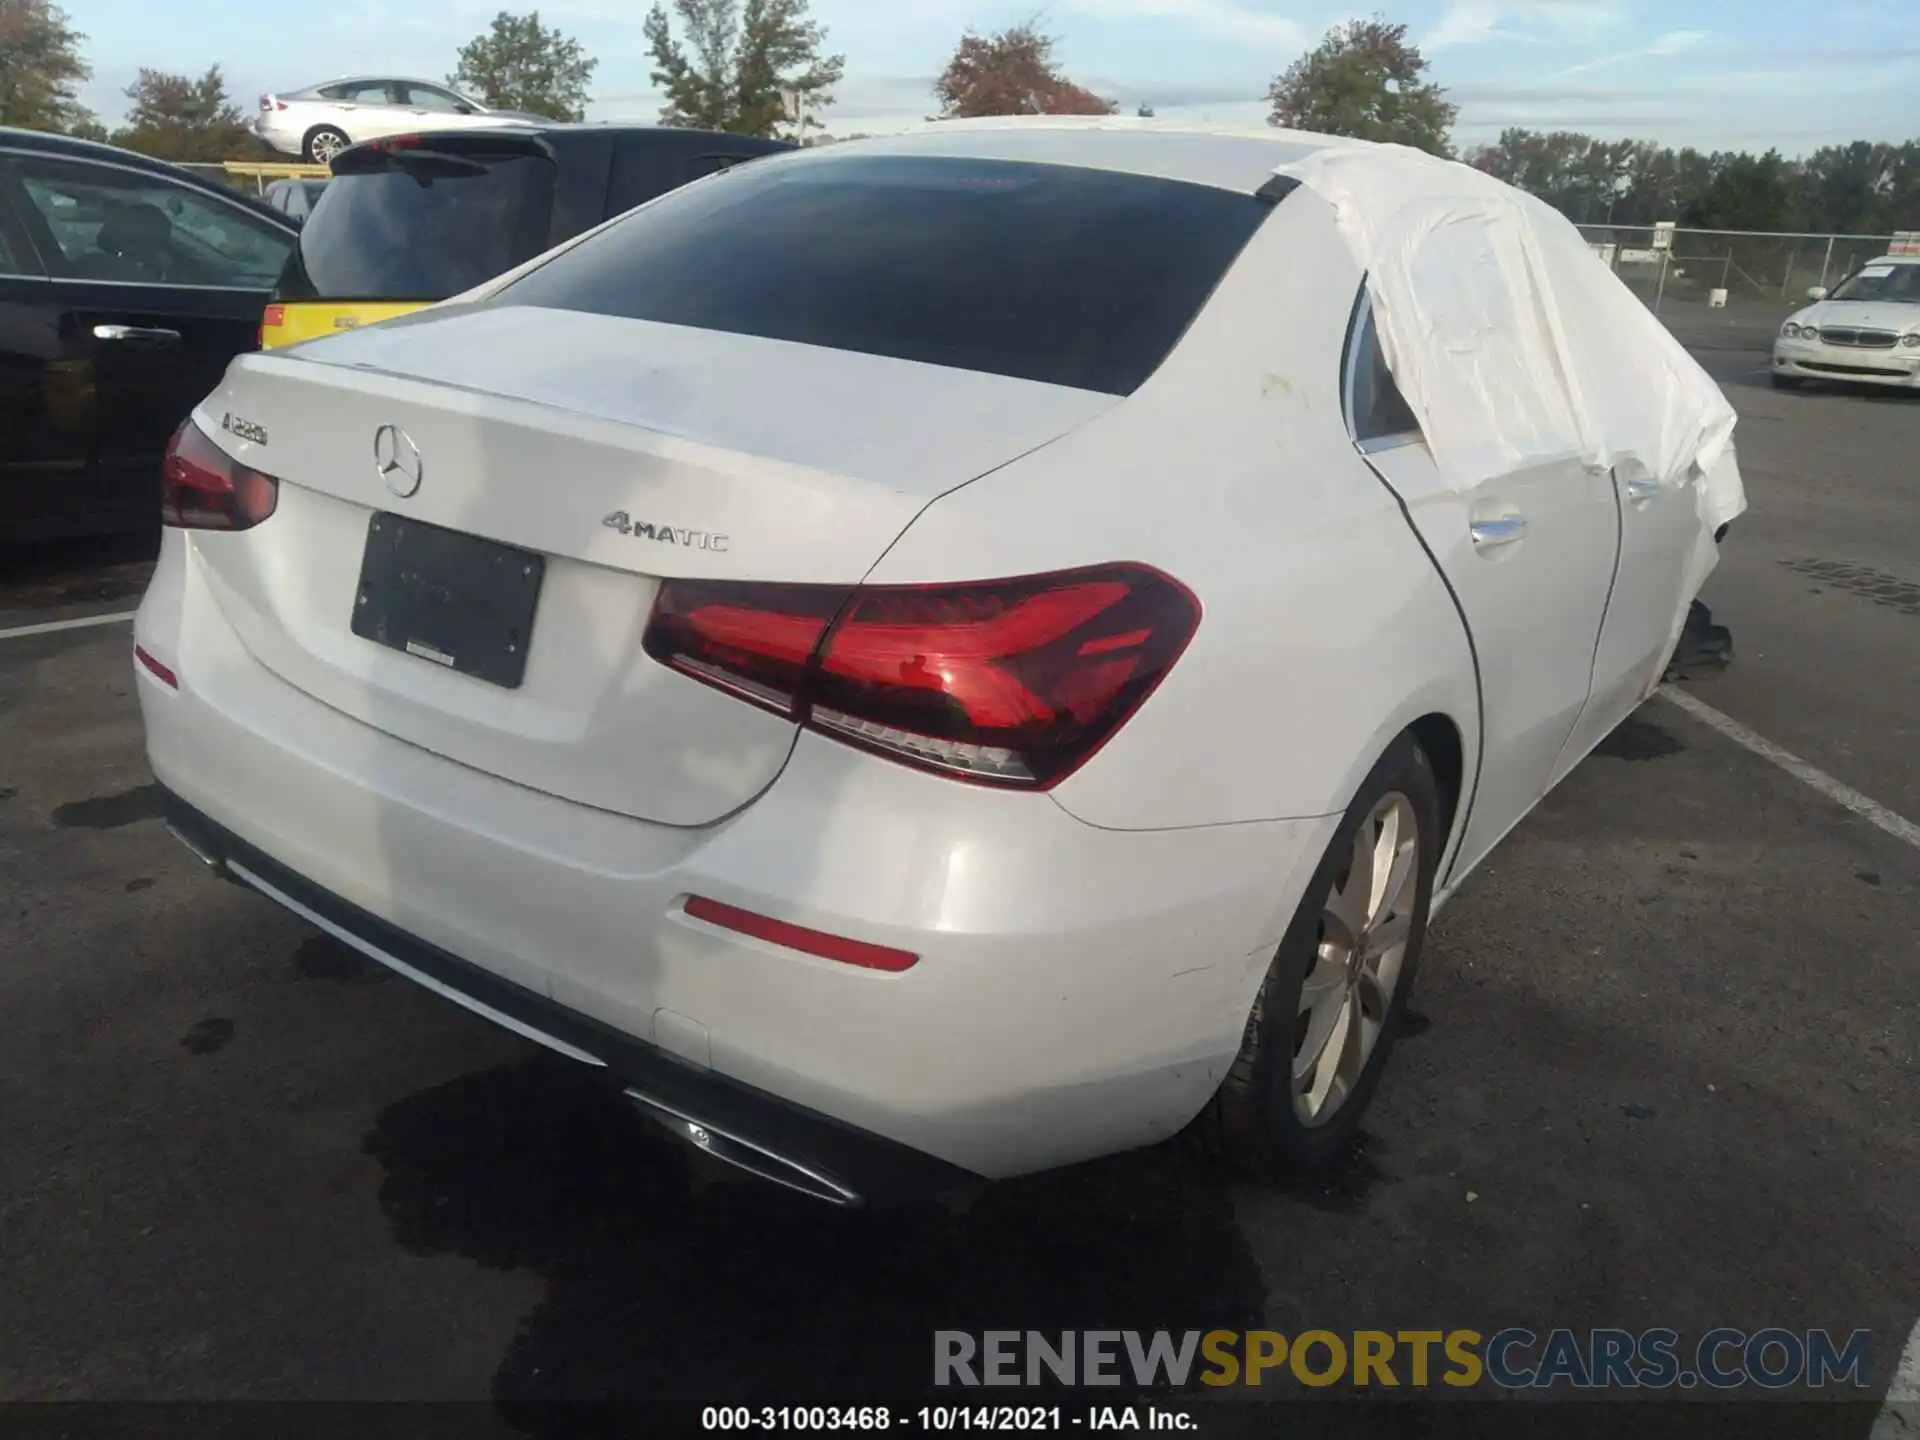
[{"left": 351, "top": 513, "right": 543, "bottom": 689}]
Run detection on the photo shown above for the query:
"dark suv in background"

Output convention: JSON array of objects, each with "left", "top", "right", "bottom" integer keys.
[
  {"left": 262, "top": 124, "right": 794, "bottom": 349},
  {"left": 0, "top": 127, "right": 299, "bottom": 542}
]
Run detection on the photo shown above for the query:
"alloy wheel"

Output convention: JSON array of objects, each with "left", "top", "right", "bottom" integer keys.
[{"left": 1292, "top": 791, "right": 1420, "bottom": 1125}]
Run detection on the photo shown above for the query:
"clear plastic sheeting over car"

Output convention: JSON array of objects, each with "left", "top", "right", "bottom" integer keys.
[{"left": 1274, "top": 137, "right": 1747, "bottom": 590}]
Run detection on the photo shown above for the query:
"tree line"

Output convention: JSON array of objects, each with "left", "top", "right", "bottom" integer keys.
[
  {"left": 1468, "top": 131, "right": 1920, "bottom": 237},
  {"left": 2, "top": 0, "right": 1912, "bottom": 235}
]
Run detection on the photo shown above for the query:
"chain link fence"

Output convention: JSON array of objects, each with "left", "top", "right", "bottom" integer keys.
[{"left": 1576, "top": 225, "right": 1901, "bottom": 314}]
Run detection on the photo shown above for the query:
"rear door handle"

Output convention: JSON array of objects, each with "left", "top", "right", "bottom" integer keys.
[
  {"left": 1469, "top": 514, "right": 1529, "bottom": 550},
  {"left": 92, "top": 324, "right": 181, "bottom": 347},
  {"left": 1623, "top": 476, "right": 1662, "bottom": 503}
]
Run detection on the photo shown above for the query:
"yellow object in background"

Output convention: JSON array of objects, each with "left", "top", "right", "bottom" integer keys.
[{"left": 258, "top": 301, "right": 426, "bottom": 350}]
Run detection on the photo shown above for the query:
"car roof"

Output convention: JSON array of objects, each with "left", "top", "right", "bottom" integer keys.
[
  {"left": 344, "top": 122, "right": 791, "bottom": 151},
  {"left": 0, "top": 125, "right": 189, "bottom": 171},
  {"left": 805, "top": 117, "right": 1352, "bottom": 196},
  {"left": 0, "top": 127, "right": 300, "bottom": 228},
  {"left": 285, "top": 76, "right": 466, "bottom": 96}
]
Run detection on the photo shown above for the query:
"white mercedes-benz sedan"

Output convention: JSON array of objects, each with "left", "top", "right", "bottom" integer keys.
[{"left": 135, "top": 120, "right": 1743, "bottom": 1204}]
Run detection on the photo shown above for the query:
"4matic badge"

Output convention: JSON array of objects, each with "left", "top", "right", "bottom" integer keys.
[{"left": 602, "top": 511, "right": 729, "bottom": 552}]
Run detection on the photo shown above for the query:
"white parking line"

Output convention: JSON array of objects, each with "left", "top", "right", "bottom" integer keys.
[
  {"left": 0, "top": 610, "right": 138, "bottom": 643},
  {"left": 1657, "top": 685, "right": 1920, "bottom": 851},
  {"left": 1869, "top": 1317, "right": 1919, "bottom": 1438}
]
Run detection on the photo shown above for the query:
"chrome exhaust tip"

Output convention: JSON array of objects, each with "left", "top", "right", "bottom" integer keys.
[
  {"left": 163, "top": 819, "right": 225, "bottom": 874},
  {"left": 625, "top": 1088, "right": 862, "bottom": 1208}
]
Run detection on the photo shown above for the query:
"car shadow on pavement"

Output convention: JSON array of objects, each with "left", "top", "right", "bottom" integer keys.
[
  {"left": 361, "top": 1053, "right": 1271, "bottom": 1418},
  {"left": 358, "top": 965, "right": 1916, "bottom": 1432}
]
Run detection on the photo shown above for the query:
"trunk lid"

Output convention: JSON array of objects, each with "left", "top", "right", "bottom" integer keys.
[{"left": 191, "top": 304, "right": 1115, "bottom": 825}]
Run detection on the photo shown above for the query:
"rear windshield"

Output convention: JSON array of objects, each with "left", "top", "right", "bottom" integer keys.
[
  {"left": 274, "top": 149, "right": 555, "bottom": 303},
  {"left": 493, "top": 154, "right": 1272, "bottom": 395}
]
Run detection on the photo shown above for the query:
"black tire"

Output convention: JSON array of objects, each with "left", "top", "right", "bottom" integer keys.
[
  {"left": 1771, "top": 374, "right": 1804, "bottom": 391},
  {"left": 302, "top": 126, "right": 349, "bottom": 164},
  {"left": 1190, "top": 733, "right": 1441, "bottom": 1173}
]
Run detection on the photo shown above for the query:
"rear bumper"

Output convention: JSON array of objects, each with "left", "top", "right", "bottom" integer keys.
[
  {"left": 159, "top": 787, "right": 970, "bottom": 1205},
  {"left": 135, "top": 530, "right": 1335, "bottom": 1182},
  {"left": 253, "top": 116, "right": 302, "bottom": 155}
]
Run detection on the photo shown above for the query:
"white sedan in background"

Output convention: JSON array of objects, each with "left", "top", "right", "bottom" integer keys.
[
  {"left": 255, "top": 76, "right": 539, "bottom": 163},
  {"left": 1772, "top": 254, "right": 1920, "bottom": 391},
  {"left": 135, "top": 121, "right": 1742, "bottom": 1205}
]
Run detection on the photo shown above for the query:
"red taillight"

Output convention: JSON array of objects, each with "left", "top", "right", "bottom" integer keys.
[
  {"left": 161, "top": 419, "right": 279, "bottom": 531},
  {"left": 641, "top": 579, "right": 845, "bottom": 714},
  {"left": 258, "top": 304, "right": 284, "bottom": 348},
  {"left": 683, "top": 895, "right": 918, "bottom": 972},
  {"left": 643, "top": 564, "right": 1200, "bottom": 788},
  {"left": 134, "top": 644, "right": 177, "bottom": 689}
]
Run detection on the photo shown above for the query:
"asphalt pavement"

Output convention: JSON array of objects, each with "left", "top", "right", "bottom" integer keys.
[{"left": 0, "top": 332, "right": 1913, "bottom": 1430}]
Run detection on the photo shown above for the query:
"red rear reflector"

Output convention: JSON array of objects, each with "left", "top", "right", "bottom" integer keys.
[
  {"left": 683, "top": 895, "right": 918, "bottom": 973},
  {"left": 134, "top": 645, "right": 177, "bottom": 688},
  {"left": 161, "top": 419, "right": 279, "bottom": 531},
  {"left": 644, "top": 564, "right": 1200, "bottom": 789}
]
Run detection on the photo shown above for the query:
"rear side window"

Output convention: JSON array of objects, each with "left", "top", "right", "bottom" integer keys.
[
  {"left": 497, "top": 154, "right": 1272, "bottom": 395},
  {"left": 1347, "top": 297, "right": 1421, "bottom": 446},
  {"left": 322, "top": 81, "right": 394, "bottom": 103},
  {"left": 274, "top": 148, "right": 554, "bottom": 302}
]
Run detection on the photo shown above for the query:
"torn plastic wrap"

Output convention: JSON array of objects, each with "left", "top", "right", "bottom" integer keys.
[{"left": 1274, "top": 140, "right": 1746, "bottom": 624}]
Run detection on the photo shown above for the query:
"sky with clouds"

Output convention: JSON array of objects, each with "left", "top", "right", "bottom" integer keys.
[{"left": 60, "top": 0, "right": 1920, "bottom": 153}]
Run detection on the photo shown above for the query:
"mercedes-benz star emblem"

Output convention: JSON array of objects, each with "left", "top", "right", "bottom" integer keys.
[{"left": 373, "top": 424, "right": 423, "bottom": 498}]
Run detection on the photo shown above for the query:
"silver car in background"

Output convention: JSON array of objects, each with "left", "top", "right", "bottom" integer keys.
[
  {"left": 254, "top": 77, "right": 540, "bottom": 163},
  {"left": 1772, "top": 254, "right": 1920, "bottom": 391}
]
